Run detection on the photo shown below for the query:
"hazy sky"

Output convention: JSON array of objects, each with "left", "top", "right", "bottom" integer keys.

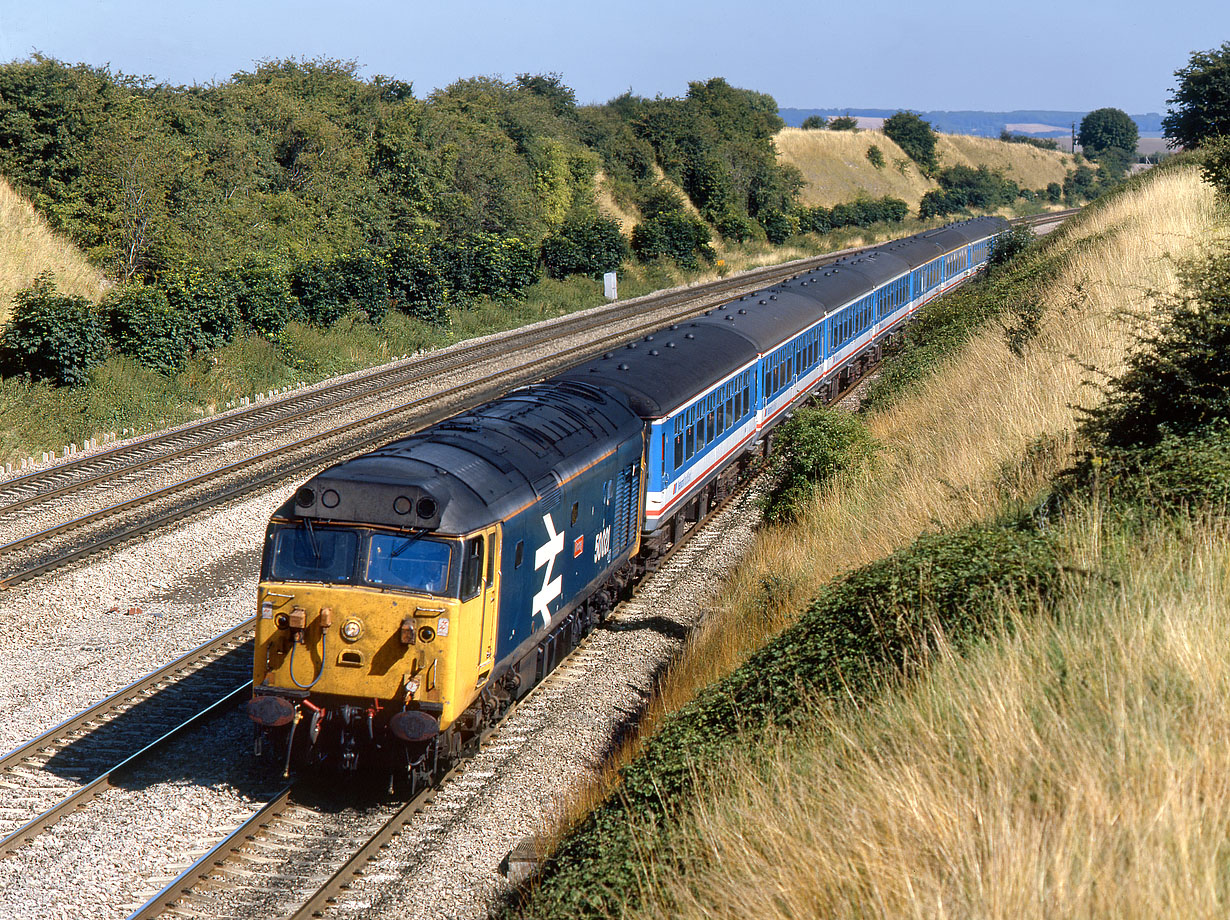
[{"left": 0, "top": 0, "right": 1225, "bottom": 114}]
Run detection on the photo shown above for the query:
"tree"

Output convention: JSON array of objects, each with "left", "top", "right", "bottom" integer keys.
[
  {"left": 1164, "top": 41, "right": 1230, "bottom": 148},
  {"left": 828, "top": 115, "right": 858, "bottom": 131},
  {"left": 0, "top": 274, "right": 108, "bottom": 386},
  {"left": 800, "top": 115, "right": 826, "bottom": 130},
  {"left": 882, "top": 111, "right": 937, "bottom": 174},
  {"left": 1078, "top": 107, "right": 1138, "bottom": 156}
]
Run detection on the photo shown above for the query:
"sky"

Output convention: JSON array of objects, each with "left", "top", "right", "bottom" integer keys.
[{"left": 0, "top": 0, "right": 1226, "bottom": 114}]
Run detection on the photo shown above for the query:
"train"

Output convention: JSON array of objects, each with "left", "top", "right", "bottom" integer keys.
[{"left": 246, "top": 215, "right": 1009, "bottom": 782}]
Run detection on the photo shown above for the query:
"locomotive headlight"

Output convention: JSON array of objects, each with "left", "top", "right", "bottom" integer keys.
[{"left": 340, "top": 618, "right": 364, "bottom": 642}]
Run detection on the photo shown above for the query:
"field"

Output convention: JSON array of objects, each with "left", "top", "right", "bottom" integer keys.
[{"left": 776, "top": 127, "right": 1074, "bottom": 209}]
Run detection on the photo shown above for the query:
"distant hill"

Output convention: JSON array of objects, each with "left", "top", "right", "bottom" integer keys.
[{"left": 780, "top": 109, "right": 1166, "bottom": 138}]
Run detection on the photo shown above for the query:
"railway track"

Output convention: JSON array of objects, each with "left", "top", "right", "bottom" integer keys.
[{"left": 0, "top": 620, "right": 255, "bottom": 856}]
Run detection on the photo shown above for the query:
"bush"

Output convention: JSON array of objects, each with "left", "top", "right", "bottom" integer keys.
[
  {"left": 866, "top": 144, "right": 886, "bottom": 169},
  {"left": 631, "top": 212, "right": 714, "bottom": 270},
  {"left": 233, "top": 259, "right": 299, "bottom": 337},
  {"left": 758, "top": 208, "right": 793, "bottom": 244},
  {"left": 1199, "top": 136, "right": 1230, "bottom": 199},
  {"left": 292, "top": 250, "right": 390, "bottom": 326},
  {"left": 1080, "top": 248, "right": 1230, "bottom": 449},
  {"left": 385, "top": 234, "right": 449, "bottom": 323},
  {"left": 883, "top": 111, "right": 938, "bottom": 174},
  {"left": 761, "top": 407, "right": 879, "bottom": 523},
  {"left": 163, "top": 270, "right": 240, "bottom": 353},
  {"left": 1046, "top": 181, "right": 1063, "bottom": 203},
  {"left": 102, "top": 284, "right": 189, "bottom": 374},
  {"left": 435, "top": 232, "right": 540, "bottom": 300},
  {"left": 828, "top": 115, "right": 858, "bottom": 131},
  {"left": 713, "top": 207, "right": 756, "bottom": 242},
  {"left": 800, "top": 114, "right": 827, "bottom": 130},
  {"left": 541, "top": 214, "right": 627, "bottom": 279},
  {"left": 803, "top": 196, "right": 908, "bottom": 232},
  {"left": 0, "top": 274, "right": 108, "bottom": 386}
]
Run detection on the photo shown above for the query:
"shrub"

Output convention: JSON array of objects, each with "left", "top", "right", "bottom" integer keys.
[
  {"left": 0, "top": 274, "right": 108, "bottom": 386},
  {"left": 385, "top": 234, "right": 449, "bottom": 323},
  {"left": 1199, "top": 136, "right": 1230, "bottom": 199},
  {"left": 800, "top": 114, "right": 827, "bottom": 130},
  {"left": 233, "top": 259, "right": 299, "bottom": 337},
  {"left": 292, "top": 250, "right": 390, "bottom": 326},
  {"left": 435, "top": 232, "right": 540, "bottom": 300},
  {"left": 1047, "top": 181, "right": 1063, "bottom": 203},
  {"left": 631, "top": 212, "right": 714, "bottom": 270},
  {"left": 761, "top": 407, "right": 879, "bottom": 523},
  {"left": 713, "top": 207, "right": 756, "bottom": 242},
  {"left": 866, "top": 144, "right": 886, "bottom": 169},
  {"left": 883, "top": 111, "right": 938, "bottom": 174},
  {"left": 828, "top": 115, "right": 858, "bottom": 131},
  {"left": 102, "top": 284, "right": 189, "bottom": 374},
  {"left": 1080, "top": 248, "right": 1230, "bottom": 449},
  {"left": 163, "top": 270, "right": 240, "bottom": 353},
  {"left": 541, "top": 214, "right": 627, "bottom": 279},
  {"left": 758, "top": 208, "right": 793, "bottom": 244}
]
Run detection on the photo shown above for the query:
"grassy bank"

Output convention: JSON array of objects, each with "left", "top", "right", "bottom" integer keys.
[
  {"left": 504, "top": 162, "right": 1223, "bottom": 918},
  {"left": 777, "top": 127, "right": 1074, "bottom": 210},
  {"left": 0, "top": 177, "right": 104, "bottom": 325}
]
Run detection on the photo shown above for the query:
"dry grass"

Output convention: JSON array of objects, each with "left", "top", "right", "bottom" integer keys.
[
  {"left": 937, "top": 133, "right": 1073, "bottom": 190},
  {"left": 777, "top": 128, "right": 1073, "bottom": 210},
  {"left": 640, "top": 511, "right": 1230, "bottom": 919},
  {"left": 777, "top": 127, "right": 933, "bottom": 208},
  {"left": 0, "top": 177, "right": 105, "bottom": 324},
  {"left": 544, "top": 166, "right": 1221, "bottom": 841}
]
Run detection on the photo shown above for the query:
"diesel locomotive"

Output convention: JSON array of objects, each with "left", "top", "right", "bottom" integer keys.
[{"left": 247, "top": 216, "right": 1009, "bottom": 782}]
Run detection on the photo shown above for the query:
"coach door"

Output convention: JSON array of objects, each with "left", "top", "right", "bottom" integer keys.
[{"left": 477, "top": 526, "right": 500, "bottom": 679}]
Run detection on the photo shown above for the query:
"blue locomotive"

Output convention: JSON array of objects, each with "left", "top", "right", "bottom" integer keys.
[{"left": 247, "top": 216, "right": 1008, "bottom": 778}]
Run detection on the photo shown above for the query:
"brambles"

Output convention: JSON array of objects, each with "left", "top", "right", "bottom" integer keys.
[{"left": 0, "top": 274, "right": 106, "bottom": 386}]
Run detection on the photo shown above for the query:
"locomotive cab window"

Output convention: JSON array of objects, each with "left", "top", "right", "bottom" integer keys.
[
  {"left": 571, "top": 502, "right": 579, "bottom": 525},
  {"left": 367, "top": 533, "right": 453, "bottom": 595},
  {"left": 515, "top": 540, "right": 524, "bottom": 569},
  {"left": 460, "top": 536, "right": 484, "bottom": 600},
  {"left": 268, "top": 523, "right": 358, "bottom": 584}
]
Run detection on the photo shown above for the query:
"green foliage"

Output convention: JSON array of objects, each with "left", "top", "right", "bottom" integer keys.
[
  {"left": 1078, "top": 107, "right": 1139, "bottom": 156},
  {"left": 233, "top": 259, "right": 299, "bottom": 337},
  {"left": 866, "top": 144, "right": 886, "bottom": 169},
  {"left": 101, "top": 283, "right": 190, "bottom": 374},
  {"left": 163, "top": 270, "right": 241, "bottom": 353},
  {"left": 919, "top": 165, "right": 1019, "bottom": 218},
  {"left": 1080, "top": 248, "right": 1230, "bottom": 449},
  {"left": 1198, "top": 136, "right": 1230, "bottom": 199},
  {"left": 1164, "top": 41, "right": 1230, "bottom": 148},
  {"left": 799, "top": 195, "right": 908, "bottom": 233},
  {"left": 882, "top": 110, "right": 938, "bottom": 174},
  {"left": 800, "top": 114, "right": 827, "bottom": 130},
  {"left": 541, "top": 214, "right": 627, "bottom": 279},
  {"left": 999, "top": 130, "right": 1059, "bottom": 150},
  {"left": 761, "top": 407, "right": 879, "bottom": 523},
  {"left": 434, "top": 232, "right": 540, "bottom": 300},
  {"left": 385, "top": 234, "right": 449, "bottom": 323},
  {"left": 1062, "top": 163, "right": 1098, "bottom": 203},
  {"left": 292, "top": 250, "right": 390, "bottom": 326},
  {"left": 631, "top": 212, "right": 714, "bottom": 270},
  {"left": 512, "top": 520, "right": 1060, "bottom": 920},
  {"left": 758, "top": 208, "right": 794, "bottom": 245},
  {"left": 0, "top": 274, "right": 108, "bottom": 386},
  {"left": 828, "top": 115, "right": 859, "bottom": 131},
  {"left": 1046, "top": 181, "right": 1063, "bottom": 203}
]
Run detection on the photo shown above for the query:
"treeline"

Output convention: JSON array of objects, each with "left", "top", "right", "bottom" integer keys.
[{"left": 0, "top": 58, "right": 819, "bottom": 382}]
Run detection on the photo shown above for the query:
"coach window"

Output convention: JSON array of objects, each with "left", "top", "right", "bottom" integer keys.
[
  {"left": 695, "top": 414, "right": 705, "bottom": 451},
  {"left": 460, "top": 536, "right": 484, "bottom": 600},
  {"left": 686, "top": 417, "right": 696, "bottom": 458},
  {"left": 674, "top": 430, "right": 684, "bottom": 469},
  {"left": 707, "top": 409, "right": 715, "bottom": 442}
]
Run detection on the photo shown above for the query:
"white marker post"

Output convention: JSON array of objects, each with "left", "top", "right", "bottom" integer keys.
[{"left": 603, "top": 271, "right": 617, "bottom": 301}]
